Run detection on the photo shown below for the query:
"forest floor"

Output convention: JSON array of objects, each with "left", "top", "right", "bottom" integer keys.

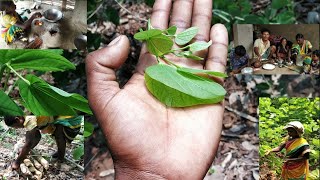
[
  {"left": 0, "top": 121, "right": 84, "bottom": 180},
  {"left": 83, "top": 1, "right": 320, "bottom": 179}
]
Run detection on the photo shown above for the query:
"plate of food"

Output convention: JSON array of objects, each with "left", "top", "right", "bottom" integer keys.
[{"left": 262, "top": 63, "right": 276, "bottom": 70}]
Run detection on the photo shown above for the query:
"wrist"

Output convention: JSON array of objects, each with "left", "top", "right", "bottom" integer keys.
[
  {"left": 114, "top": 166, "right": 166, "bottom": 180},
  {"left": 114, "top": 161, "right": 206, "bottom": 180}
]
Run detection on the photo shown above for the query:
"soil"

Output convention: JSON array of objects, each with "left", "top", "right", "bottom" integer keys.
[{"left": 0, "top": 121, "right": 84, "bottom": 180}]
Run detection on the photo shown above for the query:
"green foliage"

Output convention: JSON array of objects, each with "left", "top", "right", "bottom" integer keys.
[
  {"left": 0, "top": 50, "right": 92, "bottom": 116},
  {"left": 84, "top": 121, "right": 94, "bottom": 138},
  {"left": 18, "top": 75, "right": 91, "bottom": 116},
  {"left": 145, "top": 64, "right": 226, "bottom": 107},
  {"left": 259, "top": 98, "right": 320, "bottom": 178},
  {"left": 135, "top": 21, "right": 226, "bottom": 107},
  {"left": 0, "top": 90, "right": 23, "bottom": 115},
  {"left": 73, "top": 145, "right": 84, "bottom": 160},
  {"left": 213, "top": 0, "right": 296, "bottom": 40}
]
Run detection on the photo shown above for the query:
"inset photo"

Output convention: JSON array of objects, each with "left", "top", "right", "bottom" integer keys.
[
  {"left": 0, "top": 49, "right": 90, "bottom": 116},
  {"left": 259, "top": 97, "right": 320, "bottom": 180},
  {"left": 0, "top": 115, "right": 85, "bottom": 179},
  {"left": 228, "top": 24, "right": 319, "bottom": 75},
  {"left": 0, "top": 0, "right": 86, "bottom": 49}
]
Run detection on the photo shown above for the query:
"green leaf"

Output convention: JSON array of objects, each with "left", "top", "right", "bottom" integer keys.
[
  {"left": 175, "top": 27, "right": 199, "bottom": 45},
  {"left": 243, "top": 15, "right": 266, "bottom": 24},
  {"left": 177, "top": 67, "right": 228, "bottom": 78},
  {"left": 146, "top": 34, "right": 173, "bottom": 56},
  {"left": 179, "top": 51, "right": 203, "bottom": 60},
  {"left": 166, "top": 25, "right": 177, "bottom": 35},
  {"left": 275, "top": 11, "right": 295, "bottom": 24},
  {"left": 189, "top": 40, "right": 212, "bottom": 52},
  {"left": 0, "top": 90, "right": 24, "bottom": 115},
  {"left": 0, "top": 50, "right": 75, "bottom": 72},
  {"left": 134, "top": 29, "right": 163, "bottom": 41},
  {"left": 72, "top": 145, "right": 84, "bottom": 160},
  {"left": 84, "top": 121, "right": 94, "bottom": 138},
  {"left": 18, "top": 75, "right": 92, "bottom": 115},
  {"left": 271, "top": 0, "right": 288, "bottom": 9},
  {"left": 145, "top": 64, "right": 226, "bottom": 107}
]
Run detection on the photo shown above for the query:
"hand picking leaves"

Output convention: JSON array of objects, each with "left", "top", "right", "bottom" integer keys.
[{"left": 134, "top": 20, "right": 227, "bottom": 107}]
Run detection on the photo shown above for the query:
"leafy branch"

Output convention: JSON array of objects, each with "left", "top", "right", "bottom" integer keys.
[
  {"left": 0, "top": 50, "right": 92, "bottom": 116},
  {"left": 134, "top": 20, "right": 227, "bottom": 107}
]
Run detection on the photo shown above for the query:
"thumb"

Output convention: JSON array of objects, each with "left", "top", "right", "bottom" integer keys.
[{"left": 86, "top": 35, "right": 130, "bottom": 110}]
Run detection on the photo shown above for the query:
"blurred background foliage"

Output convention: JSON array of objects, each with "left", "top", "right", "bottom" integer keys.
[{"left": 259, "top": 97, "right": 320, "bottom": 179}]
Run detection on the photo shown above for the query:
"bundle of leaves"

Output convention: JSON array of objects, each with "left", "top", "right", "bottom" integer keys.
[
  {"left": 0, "top": 50, "right": 92, "bottom": 116},
  {"left": 134, "top": 21, "right": 227, "bottom": 107}
]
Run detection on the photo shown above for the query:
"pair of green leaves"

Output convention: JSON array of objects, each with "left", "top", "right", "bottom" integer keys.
[
  {"left": 18, "top": 74, "right": 91, "bottom": 115},
  {"left": 134, "top": 21, "right": 227, "bottom": 107},
  {"left": 0, "top": 50, "right": 92, "bottom": 116}
]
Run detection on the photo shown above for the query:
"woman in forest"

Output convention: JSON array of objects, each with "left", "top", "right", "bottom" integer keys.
[{"left": 265, "top": 121, "right": 311, "bottom": 180}]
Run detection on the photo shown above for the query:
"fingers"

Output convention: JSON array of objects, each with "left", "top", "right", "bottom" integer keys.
[
  {"left": 151, "top": 0, "right": 172, "bottom": 29},
  {"left": 205, "top": 24, "right": 228, "bottom": 74},
  {"left": 139, "top": 0, "right": 172, "bottom": 61},
  {"left": 191, "top": 0, "right": 212, "bottom": 58},
  {"left": 170, "top": 0, "right": 194, "bottom": 32},
  {"left": 86, "top": 35, "right": 130, "bottom": 111}
]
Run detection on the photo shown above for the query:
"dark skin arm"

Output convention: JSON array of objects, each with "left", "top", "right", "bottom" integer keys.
[
  {"left": 13, "top": 12, "right": 42, "bottom": 30},
  {"left": 265, "top": 142, "right": 285, "bottom": 155},
  {"left": 52, "top": 124, "right": 66, "bottom": 161},
  {"left": 12, "top": 128, "right": 41, "bottom": 169}
]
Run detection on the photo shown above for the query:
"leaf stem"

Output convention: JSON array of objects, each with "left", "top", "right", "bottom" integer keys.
[
  {"left": 161, "top": 56, "right": 180, "bottom": 68},
  {"left": 5, "top": 63, "right": 30, "bottom": 85}
]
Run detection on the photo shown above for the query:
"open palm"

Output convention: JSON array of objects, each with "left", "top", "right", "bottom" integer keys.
[{"left": 86, "top": 0, "right": 228, "bottom": 179}]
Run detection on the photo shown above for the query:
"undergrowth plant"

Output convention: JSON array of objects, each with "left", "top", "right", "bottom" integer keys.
[
  {"left": 0, "top": 50, "right": 92, "bottom": 116},
  {"left": 134, "top": 20, "right": 227, "bottom": 107}
]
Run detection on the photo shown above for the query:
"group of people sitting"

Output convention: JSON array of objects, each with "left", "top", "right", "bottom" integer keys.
[{"left": 229, "top": 28, "right": 319, "bottom": 75}]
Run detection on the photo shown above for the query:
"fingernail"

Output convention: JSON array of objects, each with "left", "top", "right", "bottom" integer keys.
[{"left": 108, "top": 36, "right": 122, "bottom": 46}]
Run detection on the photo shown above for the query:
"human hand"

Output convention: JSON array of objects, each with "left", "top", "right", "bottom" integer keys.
[
  {"left": 31, "top": 12, "right": 42, "bottom": 19},
  {"left": 264, "top": 150, "right": 271, "bottom": 156},
  {"left": 86, "top": 0, "right": 228, "bottom": 179}
]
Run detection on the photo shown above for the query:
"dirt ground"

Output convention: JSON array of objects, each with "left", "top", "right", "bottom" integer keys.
[
  {"left": 0, "top": 120, "right": 84, "bottom": 180},
  {"left": 0, "top": 0, "right": 86, "bottom": 49}
]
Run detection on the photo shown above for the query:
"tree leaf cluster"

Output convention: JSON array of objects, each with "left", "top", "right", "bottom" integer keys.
[
  {"left": 0, "top": 50, "right": 92, "bottom": 116},
  {"left": 134, "top": 21, "right": 226, "bottom": 107}
]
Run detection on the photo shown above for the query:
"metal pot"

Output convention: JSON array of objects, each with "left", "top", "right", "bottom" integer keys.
[{"left": 43, "top": 9, "right": 63, "bottom": 22}]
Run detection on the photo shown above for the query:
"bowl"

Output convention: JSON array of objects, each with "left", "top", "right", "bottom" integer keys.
[
  {"left": 74, "top": 34, "right": 87, "bottom": 50},
  {"left": 43, "top": 9, "right": 63, "bottom": 22},
  {"left": 241, "top": 67, "right": 253, "bottom": 74},
  {"left": 262, "top": 63, "right": 276, "bottom": 70}
]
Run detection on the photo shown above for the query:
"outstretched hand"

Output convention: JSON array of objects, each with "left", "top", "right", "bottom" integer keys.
[{"left": 86, "top": 0, "right": 228, "bottom": 179}]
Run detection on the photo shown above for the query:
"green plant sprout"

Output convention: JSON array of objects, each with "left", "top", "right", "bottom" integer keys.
[
  {"left": 0, "top": 50, "right": 92, "bottom": 116},
  {"left": 134, "top": 20, "right": 227, "bottom": 107}
]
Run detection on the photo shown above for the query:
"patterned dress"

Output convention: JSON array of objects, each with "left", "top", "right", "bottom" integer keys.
[
  {"left": 0, "top": 13, "right": 24, "bottom": 44},
  {"left": 281, "top": 137, "right": 310, "bottom": 180}
]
